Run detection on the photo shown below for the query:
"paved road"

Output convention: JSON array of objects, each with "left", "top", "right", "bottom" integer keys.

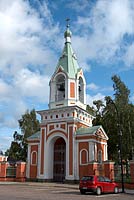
[{"left": 0, "top": 182, "right": 133, "bottom": 200}]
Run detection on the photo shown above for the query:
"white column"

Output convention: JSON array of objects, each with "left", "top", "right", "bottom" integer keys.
[
  {"left": 104, "top": 144, "right": 108, "bottom": 161},
  {"left": 26, "top": 145, "right": 31, "bottom": 178},
  {"left": 89, "top": 142, "right": 95, "bottom": 161}
]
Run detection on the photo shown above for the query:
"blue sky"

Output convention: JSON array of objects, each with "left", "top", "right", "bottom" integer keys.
[{"left": 0, "top": 0, "right": 134, "bottom": 152}]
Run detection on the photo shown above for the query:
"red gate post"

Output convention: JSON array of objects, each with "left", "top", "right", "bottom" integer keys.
[
  {"left": 130, "top": 160, "right": 134, "bottom": 183},
  {"left": 103, "top": 161, "right": 115, "bottom": 181},
  {"left": 88, "top": 161, "right": 98, "bottom": 175},
  {"left": 0, "top": 162, "right": 9, "bottom": 181},
  {"left": 16, "top": 162, "right": 26, "bottom": 182}
]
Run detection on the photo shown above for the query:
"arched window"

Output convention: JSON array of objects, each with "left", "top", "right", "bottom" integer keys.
[
  {"left": 31, "top": 151, "right": 37, "bottom": 165},
  {"left": 78, "top": 77, "right": 84, "bottom": 103},
  {"left": 55, "top": 74, "right": 65, "bottom": 101},
  {"left": 80, "top": 149, "right": 88, "bottom": 165}
]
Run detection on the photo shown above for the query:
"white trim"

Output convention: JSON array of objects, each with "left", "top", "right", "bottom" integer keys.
[
  {"left": 38, "top": 127, "right": 46, "bottom": 178},
  {"left": 47, "top": 122, "right": 67, "bottom": 135},
  {"left": 80, "top": 149, "right": 88, "bottom": 165},
  {"left": 104, "top": 144, "right": 108, "bottom": 161},
  {"left": 26, "top": 145, "right": 31, "bottom": 178},
  {"left": 37, "top": 143, "right": 40, "bottom": 178},
  {"left": 45, "top": 132, "right": 68, "bottom": 180},
  {"left": 98, "top": 150, "right": 102, "bottom": 163},
  {"left": 68, "top": 124, "right": 73, "bottom": 178},
  {"left": 89, "top": 142, "right": 95, "bottom": 162},
  {"left": 76, "top": 138, "right": 107, "bottom": 145},
  {"left": 74, "top": 136, "right": 79, "bottom": 180},
  {"left": 31, "top": 151, "right": 37, "bottom": 165}
]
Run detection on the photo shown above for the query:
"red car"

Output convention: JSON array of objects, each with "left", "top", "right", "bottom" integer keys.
[{"left": 79, "top": 175, "right": 119, "bottom": 195}]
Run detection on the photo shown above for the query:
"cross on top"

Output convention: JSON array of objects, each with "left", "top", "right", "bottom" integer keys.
[{"left": 66, "top": 18, "right": 70, "bottom": 28}]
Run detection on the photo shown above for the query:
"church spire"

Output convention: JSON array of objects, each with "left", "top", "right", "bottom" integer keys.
[
  {"left": 64, "top": 18, "right": 72, "bottom": 43},
  {"left": 54, "top": 19, "right": 78, "bottom": 79},
  {"left": 49, "top": 20, "right": 86, "bottom": 110}
]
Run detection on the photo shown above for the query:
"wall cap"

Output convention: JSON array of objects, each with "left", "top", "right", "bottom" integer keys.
[
  {"left": 103, "top": 160, "right": 115, "bottom": 164},
  {"left": 129, "top": 160, "right": 134, "bottom": 164}
]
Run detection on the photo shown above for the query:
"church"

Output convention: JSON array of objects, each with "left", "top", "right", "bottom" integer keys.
[{"left": 26, "top": 23, "right": 108, "bottom": 182}]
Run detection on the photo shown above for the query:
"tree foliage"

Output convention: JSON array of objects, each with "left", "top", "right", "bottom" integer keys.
[
  {"left": 93, "top": 75, "right": 134, "bottom": 162},
  {"left": 5, "top": 109, "right": 40, "bottom": 161}
]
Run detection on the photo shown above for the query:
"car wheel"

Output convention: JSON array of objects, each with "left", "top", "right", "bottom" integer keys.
[
  {"left": 80, "top": 189, "right": 86, "bottom": 195},
  {"left": 96, "top": 187, "right": 101, "bottom": 195},
  {"left": 114, "top": 187, "right": 119, "bottom": 194}
]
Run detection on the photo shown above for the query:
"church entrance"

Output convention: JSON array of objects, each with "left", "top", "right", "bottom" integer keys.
[{"left": 53, "top": 137, "right": 66, "bottom": 182}]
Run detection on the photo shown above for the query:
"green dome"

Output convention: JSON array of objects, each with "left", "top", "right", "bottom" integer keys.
[{"left": 64, "top": 28, "right": 72, "bottom": 38}]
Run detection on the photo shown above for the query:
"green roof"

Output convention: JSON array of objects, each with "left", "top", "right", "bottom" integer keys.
[
  {"left": 27, "top": 131, "right": 40, "bottom": 140},
  {"left": 55, "top": 27, "right": 80, "bottom": 79},
  {"left": 76, "top": 125, "right": 101, "bottom": 135}
]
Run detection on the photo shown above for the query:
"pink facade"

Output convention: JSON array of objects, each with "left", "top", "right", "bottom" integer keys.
[{"left": 26, "top": 24, "right": 109, "bottom": 182}]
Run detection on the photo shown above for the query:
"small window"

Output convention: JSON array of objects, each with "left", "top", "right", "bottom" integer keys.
[
  {"left": 81, "top": 176, "right": 94, "bottom": 181},
  {"left": 80, "top": 149, "right": 88, "bottom": 165},
  {"left": 104, "top": 177, "right": 111, "bottom": 182}
]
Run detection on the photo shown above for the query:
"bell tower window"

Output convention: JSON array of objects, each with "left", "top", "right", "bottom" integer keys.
[
  {"left": 55, "top": 75, "right": 65, "bottom": 102},
  {"left": 78, "top": 77, "right": 84, "bottom": 103}
]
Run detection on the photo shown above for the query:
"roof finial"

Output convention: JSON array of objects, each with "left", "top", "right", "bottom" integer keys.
[
  {"left": 64, "top": 18, "right": 72, "bottom": 43},
  {"left": 66, "top": 18, "right": 70, "bottom": 28}
]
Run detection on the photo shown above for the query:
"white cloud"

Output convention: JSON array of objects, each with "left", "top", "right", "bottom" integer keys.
[
  {"left": 0, "top": 0, "right": 133, "bottom": 152},
  {"left": 14, "top": 68, "right": 50, "bottom": 103},
  {"left": 0, "top": 0, "right": 60, "bottom": 131},
  {"left": 87, "top": 82, "right": 113, "bottom": 93},
  {"left": 86, "top": 93, "right": 105, "bottom": 107},
  {"left": 87, "top": 83, "right": 99, "bottom": 90},
  {"left": 124, "top": 43, "right": 134, "bottom": 67},
  {"left": 0, "top": 79, "right": 12, "bottom": 101},
  {"left": 0, "top": 0, "right": 60, "bottom": 76},
  {"left": 66, "top": 0, "right": 91, "bottom": 12},
  {"left": 72, "top": 0, "right": 134, "bottom": 69}
]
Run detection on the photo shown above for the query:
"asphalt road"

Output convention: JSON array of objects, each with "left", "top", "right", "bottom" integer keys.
[{"left": 0, "top": 182, "right": 133, "bottom": 200}]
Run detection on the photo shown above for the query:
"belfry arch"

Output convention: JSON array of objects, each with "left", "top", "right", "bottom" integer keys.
[
  {"left": 78, "top": 77, "right": 84, "bottom": 103},
  {"left": 55, "top": 74, "right": 65, "bottom": 102}
]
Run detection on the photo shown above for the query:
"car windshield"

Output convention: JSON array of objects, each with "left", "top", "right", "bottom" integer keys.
[{"left": 81, "top": 176, "right": 94, "bottom": 181}]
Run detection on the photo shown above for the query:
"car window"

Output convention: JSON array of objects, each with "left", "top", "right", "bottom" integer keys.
[
  {"left": 81, "top": 176, "right": 94, "bottom": 181},
  {"left": 104, "top": 177, "right": 111, "bottom": 182},
  {"left": 98, "top": 176, "right": 105, "bottom": 182}
]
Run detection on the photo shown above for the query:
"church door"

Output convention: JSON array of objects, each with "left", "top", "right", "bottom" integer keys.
[{"left": 53, "top": 138, "right": 66, "bottom": 182}]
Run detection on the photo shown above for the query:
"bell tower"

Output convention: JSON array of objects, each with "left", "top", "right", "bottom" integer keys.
[
  {"left": 27, "top": 20, "right": 108, "bottom": 183},
  {"left": 49, "top": 21, "right": 86, "bottom": 110}
]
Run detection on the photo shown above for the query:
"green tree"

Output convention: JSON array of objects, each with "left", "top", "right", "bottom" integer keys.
[
  {"left": 18, "top": 109, "right": 40, "bottom": 139},
  {"left": 111, "top": 75, "right": 133, "bottom": 161},
  {"left": 92, "top": 100, "right": 105, "bottom": 126},
  {"left": 92, "top": 75, "right": 134, "bottom": 162},
  {"left": 86, "top": 104, "right": 95, "bottom": 116},
  {"left": 5, "top": 131, "right": 22, "bottom": 161},
  {"left": 5, "top": 109, "right": 40, "bottom": 161}
]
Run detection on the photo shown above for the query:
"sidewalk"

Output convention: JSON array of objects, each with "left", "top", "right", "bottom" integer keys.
[
  {"left": 27, "top": 182, "right": 134, "bottom": 195},
  {"left": 0, "top": 181, "right": 134, "bottom": 194},
  {"left": 124, "top": 189, "right": 134, "bottom": 195}
]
